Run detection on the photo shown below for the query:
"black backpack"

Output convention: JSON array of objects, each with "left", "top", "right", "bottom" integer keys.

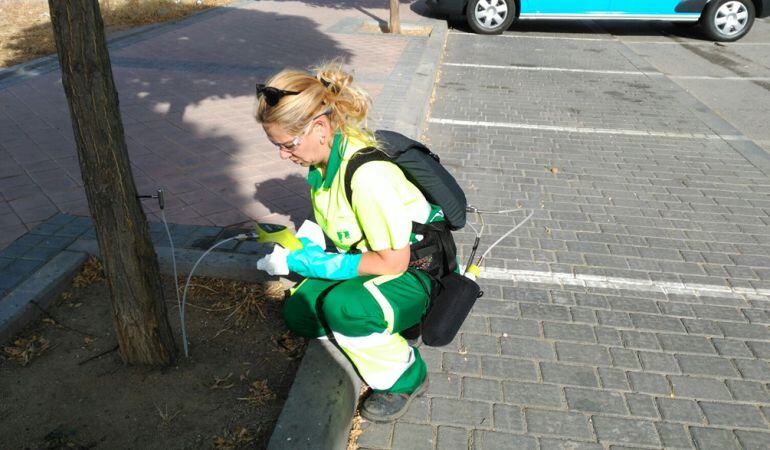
[{"left": 344, "top": 130, "right": 467, "bottom": 231}]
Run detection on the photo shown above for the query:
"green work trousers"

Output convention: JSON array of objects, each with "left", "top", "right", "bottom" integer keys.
[{"left": 283, "top": 270, "right": 431, "bottom": 394}]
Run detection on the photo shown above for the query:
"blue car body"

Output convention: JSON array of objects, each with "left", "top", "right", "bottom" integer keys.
[
  {"left": 428, "top": 0, "right": 768, "bottom": 19},
  {"left": 427, "top": 0, "right": 769, "bottom": 40}
]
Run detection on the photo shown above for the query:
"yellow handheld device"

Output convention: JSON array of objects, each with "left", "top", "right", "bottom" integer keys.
[{"left": 255, "top": 223, "right": 303, "bottom": 251}]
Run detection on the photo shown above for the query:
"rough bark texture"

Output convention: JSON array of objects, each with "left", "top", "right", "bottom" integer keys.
[
  {"left": 389, "top": 0, "right": 401, "bottom": 33},
  {"left": 48, "top": 0, "right": 176, "bottom": 365}
]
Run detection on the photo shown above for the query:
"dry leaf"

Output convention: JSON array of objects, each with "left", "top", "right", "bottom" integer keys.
[
  {"left": 2, "top": 335, "right": 50, "bottom": 366},
  {"left": 72, "top": 256, "right": 104, "bottom": 288},
  {"left": 212, "top": 425, "right": 254, "bottom": 450},
  {"left": 237, "top": 379, "right": 276, "bottom": 406}
]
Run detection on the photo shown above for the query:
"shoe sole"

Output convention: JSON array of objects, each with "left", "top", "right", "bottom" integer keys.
[{"left": 360, "top": 377, "right": 429, "bottom": 423}]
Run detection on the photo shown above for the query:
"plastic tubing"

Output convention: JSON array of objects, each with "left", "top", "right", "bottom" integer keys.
[
  {"left": 478, "top": 210, "right": 535, "bottom": 264},
  {"left": 179, "top": 235, "right": 244, "bottom": 357},
  {"left": 159, "top": 209, "right": 183, "bottom": 350}
]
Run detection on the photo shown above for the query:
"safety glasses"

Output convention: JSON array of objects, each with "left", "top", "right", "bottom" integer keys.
[
  {"left": 270, "top": 111, "right": 331, "bottom": 152},
  {"left": 274, "top": 135, "right": 303, "bottom": 152},
  {"left": 256, "top": 83, "right": 300, "bottom": 107}
]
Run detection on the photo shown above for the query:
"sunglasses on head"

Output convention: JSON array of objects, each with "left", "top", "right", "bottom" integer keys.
[{"left": 256, "top": 83, "right": 300, "bottom": 107}]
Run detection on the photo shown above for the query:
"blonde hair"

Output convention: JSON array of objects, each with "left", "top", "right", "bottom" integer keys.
[{"left": 256, "top": 61, "right": 374, "bottom": 143}]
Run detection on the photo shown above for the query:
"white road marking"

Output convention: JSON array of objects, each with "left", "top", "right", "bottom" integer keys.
[
  {"left": 443, "top": 62, "right": 770, "bottom": 82},
  {"left": 624, "top": 40, "right": 770, "bottom": 46},
  {"left": 428, "top": 117, "right": 746, "bottom": 141},
  {"left": 475, "top": 267, "right": 770, "bottom": 300},
  {"left": 443, "top": 62, "right": 662, "bottom": 77},
  {"left": 448, "top": 31, "right": 614, "bottom": 41},
  {"left": 670, "top": 75, "right": 770, "bottom": 81}
]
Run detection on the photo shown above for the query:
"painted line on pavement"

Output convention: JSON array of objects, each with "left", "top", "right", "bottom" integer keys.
[
  {"left": 624, "top": 40, "right": 770, "bottom": 46},
  {"left": 443, "top": 62, "right": 662, "bottom": 77},
  {"left": 444, "top": 63, "right": 770, "bottom": 82},
  {"left": 448, "top": 31, "right": 613, "bottom": 41},
  {"left": 670, "top": 75, "right": 770, "bottom": 81},
  {"left": 476, "top": 267, "right": 770, "bottom": 300},
  {"left": 428, "top": 117, "right": 747, "bottom": 141}
]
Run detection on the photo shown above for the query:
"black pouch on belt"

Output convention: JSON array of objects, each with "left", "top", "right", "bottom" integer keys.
[{"left": 421, "top": 272, "right": 481, "bottom": 347}]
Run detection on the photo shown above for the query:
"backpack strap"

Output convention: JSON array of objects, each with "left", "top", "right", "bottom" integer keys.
[
  {"left": 343, "top": 147, "right": 389, "bottom": 209},
  {"left": 343, "top": 147, "right": 390, "bottom": 254}
]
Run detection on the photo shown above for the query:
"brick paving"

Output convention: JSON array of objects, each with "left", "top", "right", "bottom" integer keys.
[
  {"left": 0, "top": 0, "right": 434, "bottom": 250},
  {"left": 355, "top": 28, "right": 770, "bottom": 449}
]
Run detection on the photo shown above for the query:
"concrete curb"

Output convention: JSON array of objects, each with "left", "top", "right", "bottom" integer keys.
[
  {"left": 267, "top": 339, "right": 362, "bottom": 449},
  {"left": 67, "top": 238, "right": 277, "bottom": 284},
  {"left": 395, "top": 20, "right": 448, "bottom": 139},
  {"left": 0, "top": 251, "right": 88, "bottom": 344}
]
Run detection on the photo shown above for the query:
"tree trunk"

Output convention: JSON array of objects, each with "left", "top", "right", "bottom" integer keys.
[
  {"left": 48, "top": 0, "right": 176, "bottom": 365},
  {"left": 389, "top": 0, "right": 401, "bottom": 34}
]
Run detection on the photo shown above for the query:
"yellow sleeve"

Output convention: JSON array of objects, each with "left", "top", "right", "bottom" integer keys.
[{"left": 349, "top": 161, "right": 413, "bottom": 251}]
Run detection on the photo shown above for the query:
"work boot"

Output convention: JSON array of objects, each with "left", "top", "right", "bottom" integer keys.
[{"left": 360, "top": 375, "right": 429, "bottom": 423}]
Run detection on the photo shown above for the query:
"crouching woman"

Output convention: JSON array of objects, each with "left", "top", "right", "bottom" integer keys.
[{"left": 254, "top": 63, "right": 441, "bottom": 422}]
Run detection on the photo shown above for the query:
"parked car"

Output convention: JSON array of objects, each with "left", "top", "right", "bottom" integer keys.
[{"left": 426, "top": 0, "right": 770, "bottom": 41}]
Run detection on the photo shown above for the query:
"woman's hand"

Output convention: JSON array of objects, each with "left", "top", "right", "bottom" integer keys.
[{"left": 357, "top": 245, "right": 410, "bottom": 276}]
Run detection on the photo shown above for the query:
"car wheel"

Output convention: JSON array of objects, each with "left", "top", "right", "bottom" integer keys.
[
  {"left": 466, "top": 0, "right": 516, "bottom": 35},
  {"left": 701, "top": 0, "right": 755, "bottom": 42}
]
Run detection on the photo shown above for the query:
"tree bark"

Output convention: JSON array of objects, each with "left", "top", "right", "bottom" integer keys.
[
  {"left": 48, "top": 0, "right": 176, "bottom": 365},
  {"left": 389, "top": 0, "right": 401, "bottom": 34}
]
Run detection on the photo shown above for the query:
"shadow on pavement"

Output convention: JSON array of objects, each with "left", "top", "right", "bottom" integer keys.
[{"left": 1, "top": 7, "right": 355, "bottom": 238}]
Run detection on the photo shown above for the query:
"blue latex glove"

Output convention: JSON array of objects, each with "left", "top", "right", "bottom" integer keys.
[{"left": 287, "top": 238, "right": 362, "bottom": 280}]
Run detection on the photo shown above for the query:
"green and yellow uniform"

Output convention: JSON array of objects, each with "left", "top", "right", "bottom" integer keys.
[{"left": 283, "top": 131, "right": 440, "bottom": 394}]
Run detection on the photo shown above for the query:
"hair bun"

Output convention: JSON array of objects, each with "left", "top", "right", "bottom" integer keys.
[{"left": 319, "top": 77, "right": 340, "bottom": 94}]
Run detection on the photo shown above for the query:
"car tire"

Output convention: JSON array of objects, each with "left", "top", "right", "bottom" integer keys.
[
  {"left": 700, "top": 0, "right": 755, "bottom": 42},
  {"left": 466, "top": 0, "right": 516, "bottom": 35}
]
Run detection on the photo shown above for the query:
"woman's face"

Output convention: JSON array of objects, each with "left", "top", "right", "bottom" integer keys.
[{"left": 263, "top": 119, "right": 329, "bottom": 168}]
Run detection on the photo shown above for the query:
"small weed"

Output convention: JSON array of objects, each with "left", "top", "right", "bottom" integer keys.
[{"left": 154, "top": 403, "right": 181, "bottom": 429}]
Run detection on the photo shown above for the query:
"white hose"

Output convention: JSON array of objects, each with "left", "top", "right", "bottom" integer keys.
[
  {"left": 159, "top": 209, "right": 183, "bottom": 352},
  {"left": 179, "top": 235, "right": 242, "bottom": 357},
  {"left": 479, "top": 210, "right": 535, "bottom": 262}
]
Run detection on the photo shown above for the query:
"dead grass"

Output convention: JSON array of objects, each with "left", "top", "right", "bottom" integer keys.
[
  {"left": 179, "top": 277, "right": 286, "bottom": 329},
  {"left": 0, "top": 0, "right": 233, "bottom": 68}
]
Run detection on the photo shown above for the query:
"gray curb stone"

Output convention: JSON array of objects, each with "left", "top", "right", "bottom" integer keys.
[
  {"left": 268, "top": 339, "right": 362, "bottom": 449},
  {"left": 67, "top": 238, "right": 276, "bottom": 284},
  {"left": 0, "top": 251, "right": 88, "bottom": 344}
]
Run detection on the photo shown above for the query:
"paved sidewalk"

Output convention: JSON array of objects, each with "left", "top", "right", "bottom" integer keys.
[{"left": 0, "top": 0, "right": 438, "bottom": 250}]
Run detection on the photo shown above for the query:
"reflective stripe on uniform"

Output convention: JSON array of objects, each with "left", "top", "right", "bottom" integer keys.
[
  {"left": 362, "top": 274, "right": 400, "bottom": 333},
  {"left": 332, "top": 329, "right": 414, "bottom": 390}
]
